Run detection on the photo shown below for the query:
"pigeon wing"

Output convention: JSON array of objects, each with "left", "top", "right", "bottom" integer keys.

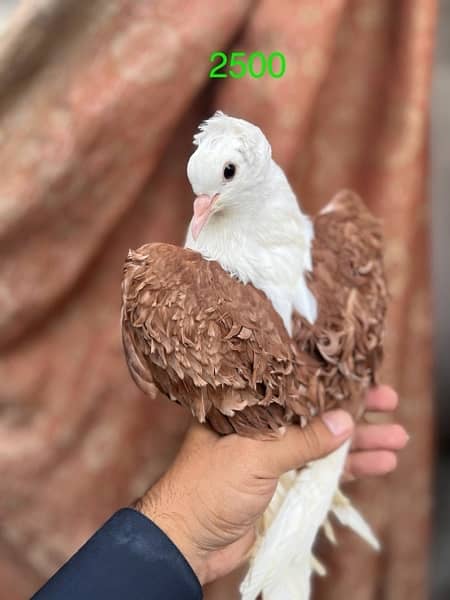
[
  {"left": 292, "top": 190, "right": 388, "bottom": 418},
  {"left": 121, "top": 243, "right": 317, "bottom": 438}
]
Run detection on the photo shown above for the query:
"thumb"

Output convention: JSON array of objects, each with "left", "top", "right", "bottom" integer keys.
[{"left": 259, "top": 410, "right": 354, "bottom": 478}]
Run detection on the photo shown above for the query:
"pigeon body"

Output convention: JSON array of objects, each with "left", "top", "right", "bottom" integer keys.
[{"left": 121, "top": 112, "right": 387, "bottom": 599}]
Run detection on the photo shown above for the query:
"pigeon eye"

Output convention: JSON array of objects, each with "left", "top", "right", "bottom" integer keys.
[{"left": 223, "top": 163, "right": 236, "bottom": 181}]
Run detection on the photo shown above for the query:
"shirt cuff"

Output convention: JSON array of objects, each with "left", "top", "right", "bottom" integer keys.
[{"left": 31, "top": 507, "right": 202, "bottom": 600}]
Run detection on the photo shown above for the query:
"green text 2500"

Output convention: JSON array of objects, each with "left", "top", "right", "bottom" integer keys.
[{"left": 209, "top": 51, "right": 286, "bottom": 79}]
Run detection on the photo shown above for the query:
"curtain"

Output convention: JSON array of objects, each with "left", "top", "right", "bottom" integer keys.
[{"left": 0, "top": 1, "right": 435, "bottom": 598}]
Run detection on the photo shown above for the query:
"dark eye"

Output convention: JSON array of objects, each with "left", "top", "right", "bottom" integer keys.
[{"left": 223, "top": 163, "right": 236, "bottom": 181}]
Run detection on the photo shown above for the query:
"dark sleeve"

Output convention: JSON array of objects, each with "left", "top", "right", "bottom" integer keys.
[{"left": 31, "top": 508, "right": 202, "bottom": 600}]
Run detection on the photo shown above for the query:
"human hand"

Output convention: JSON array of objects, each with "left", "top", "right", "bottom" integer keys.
[
  {"left": 344, "top": 385, "right": 407, "bottom": 480},
  {"left": 135, "top": 385, "right": 407, "bottom": 585}
]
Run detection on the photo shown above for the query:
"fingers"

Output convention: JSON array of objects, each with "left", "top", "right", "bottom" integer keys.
[
  {"left": 351, "top": 423, "right": 409, "bottom": 451},
  {"left": 345, "top": 450, "right": 398, "bottom": 479},
  {"left": 250, "top": 410, "right": 354, "bottom": 478},
  {"left": 346, "top": 386, "right": 407, "bottom": 480},
  {"left": 365, "top": 385, "right": 398, "bottom": 412}
]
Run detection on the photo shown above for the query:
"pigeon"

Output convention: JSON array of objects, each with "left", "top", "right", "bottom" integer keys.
[{"left": 121, "top": 111, "right": 387, "bottom": 599}]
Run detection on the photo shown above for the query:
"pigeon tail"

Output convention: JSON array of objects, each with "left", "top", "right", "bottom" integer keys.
[{"left": 240, "top": 440, "right": 379, "bottom": 600}]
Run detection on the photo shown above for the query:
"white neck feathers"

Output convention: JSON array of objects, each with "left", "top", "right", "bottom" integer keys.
[{"left": 185, "top": 161, "right": 317, "bottom": 333}]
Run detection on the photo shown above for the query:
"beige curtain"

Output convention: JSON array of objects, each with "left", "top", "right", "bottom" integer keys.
[{"left": 0, "top": 1, "right": 435, "bottom": 598}]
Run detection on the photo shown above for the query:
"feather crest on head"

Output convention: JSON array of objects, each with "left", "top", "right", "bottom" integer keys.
[{"left": 193, "top": 111, "right": 272, "bottom": 168}]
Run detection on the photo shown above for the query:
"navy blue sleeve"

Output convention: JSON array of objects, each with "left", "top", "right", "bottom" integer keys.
[{"left": 31, "top": 508, "right": 202, "bottom": 600}]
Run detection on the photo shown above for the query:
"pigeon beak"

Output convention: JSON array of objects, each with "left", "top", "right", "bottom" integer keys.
[{"left": 191, "top": 194, "right": 218, "bottom": 240}]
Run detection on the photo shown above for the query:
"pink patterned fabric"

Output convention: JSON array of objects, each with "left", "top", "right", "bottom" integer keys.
[{"left": 0, "top": 1, "right": 435, "bottom": 598}]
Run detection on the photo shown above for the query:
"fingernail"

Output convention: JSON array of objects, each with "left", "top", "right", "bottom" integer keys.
[{"left": 322, "top": 410, "right": 353, "bottom": 436}]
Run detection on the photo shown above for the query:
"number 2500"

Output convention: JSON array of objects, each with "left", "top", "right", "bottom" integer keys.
[{"left": 209, "top": 51, "right": 286, "bottom": 79}]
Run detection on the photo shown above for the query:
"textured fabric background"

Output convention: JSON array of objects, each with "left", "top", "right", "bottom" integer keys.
[{"left": 0, "top": 1, "right": 435, "bottom": 598}]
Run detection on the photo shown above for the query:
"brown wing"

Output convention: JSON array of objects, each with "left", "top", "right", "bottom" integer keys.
[
  {"left": 121, "top": 243, "right": 318, "bottom": 438},
  {"left": 292, "top": 189, "right": 388, "bottom": 418}
]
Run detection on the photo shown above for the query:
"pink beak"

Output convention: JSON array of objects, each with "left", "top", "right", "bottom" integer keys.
[{"left": 191, "top": 194, "right": 218, "bottom": 240}]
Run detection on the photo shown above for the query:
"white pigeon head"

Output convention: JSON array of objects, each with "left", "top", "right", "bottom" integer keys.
[
  {"left": 187, "top": 111, "right": 272, "bottom": 240},
  {"left": 185, "top": 111, "right": 317, "bottom": 329}
]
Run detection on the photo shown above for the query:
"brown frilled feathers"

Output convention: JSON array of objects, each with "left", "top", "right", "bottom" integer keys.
[{"left": 121, "top": 190, "right": 387, "bottom": 439}]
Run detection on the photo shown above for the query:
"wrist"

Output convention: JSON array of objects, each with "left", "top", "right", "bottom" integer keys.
[{"left": 134, "top": 489, "right": 209, "bottom": 585}]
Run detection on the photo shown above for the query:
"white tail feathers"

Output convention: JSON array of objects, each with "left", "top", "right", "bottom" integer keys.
[
  {"left": 240, "top": 440, "right": 379, "bottom": 600},
  {"left": 330, "top": 489, "right": 380, "bottom": 551}
]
